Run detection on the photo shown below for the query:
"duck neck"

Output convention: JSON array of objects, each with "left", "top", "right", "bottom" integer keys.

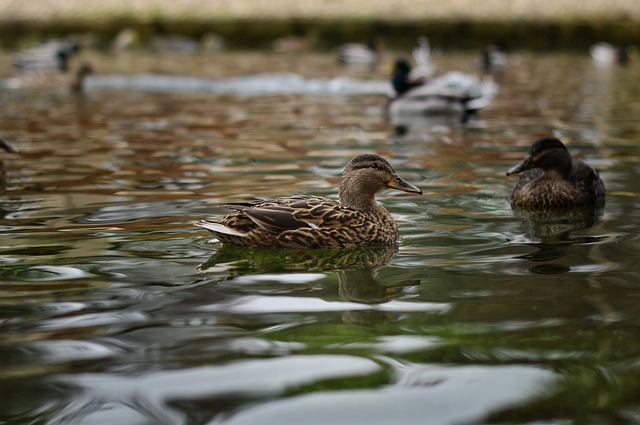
[
  {"left": 338, "top": 177, "right": 379, "bottom": 213},
  {"left": 543, "top": 155, "right": 573, "bottom": 180},
  {"left": 543, "top": 168, "right": 571, "bottom": 181}
]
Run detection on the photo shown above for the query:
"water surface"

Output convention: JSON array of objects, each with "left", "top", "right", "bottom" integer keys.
[{"left": 1, "top": 50, "right": 639, "bottom": 424}]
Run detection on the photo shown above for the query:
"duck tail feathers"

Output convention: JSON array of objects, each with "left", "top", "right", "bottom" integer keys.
[{"left": 194, "top": 220, "right": 246, "bottom": 237}]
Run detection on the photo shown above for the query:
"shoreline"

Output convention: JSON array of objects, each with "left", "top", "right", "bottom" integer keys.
[
  {"left": 1, "top": 19, "right": 637, "bottom": 51},
  {"left": 1, "top": 0, "right": 638, "bottom": 23},
  {"left": 0, "top": 0, "right": 638, "bottom": 50}
]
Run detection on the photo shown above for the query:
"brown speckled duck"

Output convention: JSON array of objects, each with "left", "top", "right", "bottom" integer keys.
[
  {"left": 507, "top": 137, "right": 605, "bottom": 209},
  {"left": 195, "top": 154, "right": 422, "bottom": 248}
]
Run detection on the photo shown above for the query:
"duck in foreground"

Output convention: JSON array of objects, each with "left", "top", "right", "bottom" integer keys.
[
  {"left": 195, "top": 154, "right": 422, "bottom": 248},
  {"left": 507, "top": 137, "right": 605, "bottom": 209}
]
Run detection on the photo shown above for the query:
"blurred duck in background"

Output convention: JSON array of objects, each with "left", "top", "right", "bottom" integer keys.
[
  {"left": 388, "top": 59, "right": 497, "bottom": 124},
  {"left": 481, "top": 42, "right": 508, "bottom": 74},
  {"left": 14, "top": 39, "right": 81, "bottom": 73},
  {"left": 337, "top": 38, "right": 380, "bottom": 66},
  {"left": 390, "top": 58, "right": 425, "bottom": 96},
  {"left": 272, "top": 31, "right": 318, "bottom": 53},
  {"left": 2, "top": 62, "right": 94, "bottom": 93},
  {"left": 7, "top": 38, "right": 92, "bottom": 93},
  {"left": 386, "top": 37, "right": 498, "bottom": 134},
  {"left": 590, "top": 42, "right": 634, "bottom": 66}
]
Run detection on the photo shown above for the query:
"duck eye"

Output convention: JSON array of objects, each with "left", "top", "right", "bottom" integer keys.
[{"left": 370, "top": 163, "right": 379, "bottom": 169}]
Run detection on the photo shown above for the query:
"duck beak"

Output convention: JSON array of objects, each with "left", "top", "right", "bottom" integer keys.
[
  {"left": 506, "top": 155, "right": 531, "bottom": 176},
  {"left": 386, "top": 174, "right": 422, "bottom": 194}
]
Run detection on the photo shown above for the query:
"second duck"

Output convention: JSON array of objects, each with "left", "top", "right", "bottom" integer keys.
[{"left": 507, "top": 137, "right": 605, "bottom": 209}]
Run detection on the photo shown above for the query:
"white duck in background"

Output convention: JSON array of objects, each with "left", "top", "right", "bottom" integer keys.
[
  {"left": 337, "top": 38, "right": 380, "bottom": 66},
  {"left": 590, "top": 42, "right": 632, "bottom": 66}
]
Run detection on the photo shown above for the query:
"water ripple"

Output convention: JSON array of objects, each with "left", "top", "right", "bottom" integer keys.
[
  {"left": 211, "top": 365, "right": 558, "bottom": 425},
  {"left": 19, "top": 265, "right": 94, "bottom": 281},
  {"left": 198, "top": 295, "right": 450, "bottom": 314}
]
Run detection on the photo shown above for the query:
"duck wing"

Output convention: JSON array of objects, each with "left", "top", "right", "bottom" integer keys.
[
  {"left": 199, "top": 194, "right": 397, "bottom": 248},
  {"left": 238, "top": 196, "right": 347, "bottom": 234},
  {"left": 571, "top": 162, "right": 605, "bottom": 204},
  {"left": 404, "top": 72, "right": 483, "bottom": 101}
]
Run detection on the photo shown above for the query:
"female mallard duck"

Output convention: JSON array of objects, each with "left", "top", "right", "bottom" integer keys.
[
  {"left": 195, "top": 154, "right": 422, "bottom": 248},
  {"left": 507, "top": 137, "right": 605, "bottom": 209}
]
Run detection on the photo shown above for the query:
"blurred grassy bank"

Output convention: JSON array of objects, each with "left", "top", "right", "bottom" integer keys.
[{"left": 0, "top": 0, "right": 638, "bottom": 50}]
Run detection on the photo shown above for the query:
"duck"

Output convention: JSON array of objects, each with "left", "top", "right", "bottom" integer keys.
[
  {"left": 388, "top": 65, "right": 497, "bottom": 124},
  {"left": 390, "top": 58, "right": 426, "bottom": 96},
  {"left": 506, "top": 137, "right": 605, "bottom": 209},
  {"left": 272, "top": 31, "right": 318, "bottom": 53},
  {"left": 1, "top": 62, "right": 94, "bottom": 93},
  {"left": 590, "top": 42, "right": 633, "bottom": 66},
  {"left": 337, "top": 38, "right": 380, "bottom": 66},
  {"left": 195, "top": 154, "right": 422, "bottom": 248},
  {"left": 14, "top": 40, "right": 81, "bottom": 73},
  {"left": 481, "top": 42, "right": 508, "bottom": 74}
]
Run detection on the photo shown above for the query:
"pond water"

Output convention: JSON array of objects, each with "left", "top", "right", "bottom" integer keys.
[{"left": 1, "top": 48, "right": 639, "bottom": 424}]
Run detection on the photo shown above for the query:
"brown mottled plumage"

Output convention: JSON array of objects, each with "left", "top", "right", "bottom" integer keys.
[
  {"left": 507, "top": 137, "right": 605, "bottom": 209},
  {"left": 195, "top": 154, "right": 422, "bottom": 248}
]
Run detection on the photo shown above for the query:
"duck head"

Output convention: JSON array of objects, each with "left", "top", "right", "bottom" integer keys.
[
  {"left": 507, "top": 137, "right": 573, "bottom": 178},
  {"left": 339, "top": 154, "right": 422, "bottom": 211}
]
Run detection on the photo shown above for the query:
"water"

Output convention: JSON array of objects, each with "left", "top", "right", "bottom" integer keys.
[{"left": 1, "top": 49, "right": 639, "bottom": 424}]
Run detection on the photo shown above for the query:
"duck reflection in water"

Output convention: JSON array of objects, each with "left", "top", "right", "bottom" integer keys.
[
  {"left": 199, "top": 244, "right": 417, "bottom": 311},
  {"left": 513, "top": 206, "right": 604, "bottom": 274},
  {"left": 506, "top": 137, "right": 606, "bottom": 273}
]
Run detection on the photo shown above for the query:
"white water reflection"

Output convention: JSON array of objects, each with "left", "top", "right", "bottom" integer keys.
[
  {"left": 86, "top": 72, "right": 390, "bottom": 95},
  {"left": 51, "top": 355, "right": 381, "bottom": 424},
  {"left": 213, "top": 365, "right": 558, "bottom": 425},
  {"left": 198, "top": 294, "right": 450, "bottom": 314}
]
